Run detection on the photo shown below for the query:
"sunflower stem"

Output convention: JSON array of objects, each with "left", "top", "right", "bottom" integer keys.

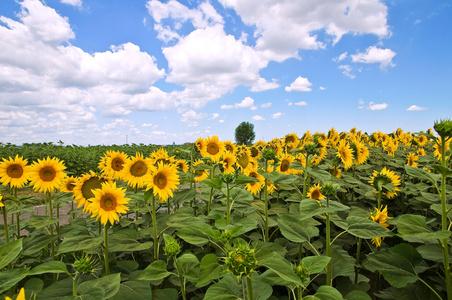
[
  {"left": 264, "top": 159, "right": 269, "bottom": 242},
  {"left": 47, "top": 192, "right": 56, "bottom": 263},
  {"left": 152, "top": 192, "right": 158, "bottom": 260},
  {"left": 302, "top": 154, "right": 310, "bottom": 198},
  {"left": 439, "top": 137, "right": 452, "bottom": 300},
  {"left": 104, "top": 223, "right": 110, "bottom": 275},
  {"left": 226, "top": 182, "right": 230, "bottom": 224},
  {"left": 2, "top": 206, "right": 9, "bottom": 244},
  {"left": 325, "top": 196, "right": 332, "bottom": 286},
  {"left": 175, "top": 257, "right": 187, "bottom": 300},
  {"left": 354, "top": 237, "right": 362, "bottom": 284},
  {"left": 246, "top": 276, "right": 253, "bottom": 300},
  {"left": 73, "top": 273, "right": 79, "bottom": 297},
  {"left": 377, "top": 190, "right": 382, "bottom": 209}
]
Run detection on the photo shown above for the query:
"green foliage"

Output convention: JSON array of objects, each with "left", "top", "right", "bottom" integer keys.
[{"left": 235, "top": 121, "right": 256, "bottom": 145}]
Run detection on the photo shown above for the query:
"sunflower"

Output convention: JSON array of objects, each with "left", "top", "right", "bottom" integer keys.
[
  {"left": 202, "top": 135, "right": 225, "bottom": 162},
  {"left": 417, "top": 135, "right": 428, "bottom": 147},
  {"left": 0, "top": 155, "right": 30, "bottom": 189},
  {"left": 88, "top": 181, "right": 129, "bottom": 225},
  {"left": 29, "top": 157, "right": 66, "bottom": 193},
  {"left": 352, "top": 142, "right": 369, "bottom": 166},
  {"left": 383, "top": 139, "right": 398, "bottom": 156},
  {"left": 433, "top": 137, "right": 451, "bottom": 161},
  {"left": 195, "top": 137, "right": 206, "bottom": 153},
  {"left": 417, "top": 148, "right": 426, "bottom": 156},
  {"left": 264, "top": 164, "right": 277, "bottom": 194},
  {"left": 73, "top": 171, "right": 111, "bottom": 212},
  {"left": 277, "top": 153, "right": 294, "bottom": 174},
  {"left": 368, "top": 167, "right": 401, "bottom": 199},
  {"left": 5, "top": 287, "right": 25, "bottom": 300},
  {"left": 370, "top": 205, "right": 391, "bottom": 247},
  {"left": 221, "top": 152, "right": 236, "bottom": 174},
  {"left": 98, "top": 150, "right": 113, "bottom": 173},
  {"left": 236, "top": 150, "right": 253, "bottom": 171},
  {"left": 101, "top": 151, "right": 128, "bottom": 179},
  {"left": 307, "top": 183, "right": 325, "bottom": 200},
  {"left": 60, "top": 176, "right": 78, "bottom": 193},
  {"left": 150, "top": 148, "right": 175, "bottom": 167},
  {"left": 284, "top": 132, "right": 298, "bottom": 146},
  {"left": 193, "top": 160, "right": 209, "bottom": 182},
  {"left": 249, "top": 145, "right": 261, "bottom": 160},
  {"left": 121, "top": 153, "right": 152, "bottom": 189},
  {"left": 310, "top": 146, "right": 327, "bottom": 166},
  {"left": 406, "top": 153, "right": 419, "bottom": 168},
  {"left": 244, "top": 168, "right": 264, "bottom": 195},
  {"left": 223, "top": 140, "right": 237, "bottom": 154},
  {"left": 175, "top": 159, "right": 189, "bottom": 173},
  {"left": 146, "top": 162, "right": 180, "bottom": 201},
  {"left": 336, "top": 140, "right": 354, "bottom": 170}
]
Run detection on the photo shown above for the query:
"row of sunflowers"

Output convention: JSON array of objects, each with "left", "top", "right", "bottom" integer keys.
[{"left": 0, "top": 121, "right": 451, "bottom": 300}]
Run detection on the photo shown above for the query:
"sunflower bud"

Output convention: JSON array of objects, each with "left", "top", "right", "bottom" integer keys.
[
  {"left": 225, "top": 239, "right": 257, "bottom": 277},
  {"left": 293, "top": 264, "right": 310, "bottom": 284},
  {"left": 163, "top": 234, "right": 181, "bottom": 258},
  {"left": 219, "top": 173, "right": 234, "bottom": 184},
  {"left": 303, "top": 143, "right": 318, "bottom": 156},
  {"left": 219, "top": 229, "right": 234, "bottom": 243},
  {"left": 321, "top": 182, "right": 338, "bottom": 197},
  {"left": 261, "top": 148, "right": 276, "bottom": 161},
  {"left": 434, "top": 118, "right": 452, "bottom": 139},
  {"left": 73, "top": 254, "right": 99, "bottom": 275}
]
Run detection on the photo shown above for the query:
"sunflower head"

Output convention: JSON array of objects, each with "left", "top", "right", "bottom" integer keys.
[
  {"left": 307, "top": 183, "right": 325, "bottom": 200},
  {"left": 277, "top": 153, "right": 294, "bottom": 174},
  {"left": 244, "top": 168, "right": 264, "bottom": 195},
  {"left": 60, "top": 176, "right": 78, "bottom": 193},
  {"left": 370, "top": 205, "right": 391, "bottom": 247},
  {"left": 223, "top": 140, "right": 237, "bottom": 154},
  {"left": 221, "top": 153, "right": 236, "bottom": 174},
  {"left": 202, "top": 136, "right": 225, "bottom": 163},
  {"left": 336, "top": 140, "right": 354, "bottom": 170},
  {"left": 175, "top": 159, "right": 189, "bottom": 173},
  {"left": 121, "top": 153, "right": 152, "bottom": 189},
  {"left": 406, "top": 153, "right": 419, "bottom": 168},
  {"left": 102, "top": 151, "right": 128, "bottom": 179},
  {"left": 147, "top": 162, "right": 180, "bottom": 201},
  {"left": 29, "top": 157, "right": 66, "bottom": 193},
  {"left": 0, "top": 155, "right": 30, "bottom": 188},
  {"left": 88, "top": 181, "right": 129, "bottom": 225},
  {"left": 368, "top": 167, "right": 401, "bottom": 198},
  {"left": 193, "top": 160, "right": 209, "bottom": 182}
]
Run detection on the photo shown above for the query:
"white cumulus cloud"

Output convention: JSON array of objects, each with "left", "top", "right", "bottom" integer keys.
[
  {"left": 252, "top": 115, "right": 265, "bottom": 121},
  {"left": 368, "top": 101, "right": 388, "bottom": 110},
  {"left": 294, "top": 101, "right": 308, "bottom": 106},
  {"left": 285, "top": 76, "right": 313, "bottom": 92},
  {"left": 220, "top": 97, "right": 257, "bottom": 110},
  {"left": 407, "top": 105, "right": 427, "bottom": 111},
  {"left": 272, "top": 112, "right": 284, "bottom": 119},
  {"left": 351, "top": 46, "right": 396, "bottom": 69}
]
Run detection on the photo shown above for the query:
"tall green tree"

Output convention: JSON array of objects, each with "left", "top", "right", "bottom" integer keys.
[{"left": 235, "top": 122, "right": 256, "bottom": 145}]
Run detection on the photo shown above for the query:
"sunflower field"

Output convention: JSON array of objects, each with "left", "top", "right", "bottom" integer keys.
[{"left": 0, "top": 120, "right": 451, "bottom": 300}]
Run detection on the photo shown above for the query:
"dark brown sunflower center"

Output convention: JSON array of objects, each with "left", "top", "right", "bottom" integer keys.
[
  {"left": 224, "top": 159, "right": 231, "bottom": 169},
  {"left": 7, "top": 164, "right": 24, "bottom": 178},
  {"left": 311, "top": 189, "right": 321, "bottom": 200},
  {"left": 249, "top": 172, "right": 258, "bottom": 186},
  {"left": 66, "top": 182, "right": 76, "bottom": 192},
  {"left": 81, "top": 177, "right": 107, "bottom": 200},
  {"left": 195, "top": 170, "right": 204, "bottom": 176},
  {"left": 111, "top": 157, "right": 124, "bottom": 171},
  {"left": 100, "top": 194, "right": 117, "bottom": 211},
  {"left": 250, "top": 147, "right": 259, "bottom": 158},
  {"left": 207, "top": 143, "right": 219, "bottom": 155},
  {"left": 154, "top": 173, "right": 168, "bottom": 189},
  {"left": 280, "top": 160, "right": 290, "bottom": 172},
  {"left": 225, "top": 144, "right": 233, "bottom": 152},
  {"left": 130, "top": 161, "right": 147, "bottom": 177},
  {"left": 39, "top": 166, "right": 56, "bottom": 182},
  {"left": 237, "top": 154, "right": 249, "bottom": 169},
  {"left": 285, "top": 136, "right": 294, "bottom": 144}
]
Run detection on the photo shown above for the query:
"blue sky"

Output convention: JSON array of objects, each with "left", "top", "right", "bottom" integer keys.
[{"left": 0, "top": 0, "right": 451, "bottom": 146}]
